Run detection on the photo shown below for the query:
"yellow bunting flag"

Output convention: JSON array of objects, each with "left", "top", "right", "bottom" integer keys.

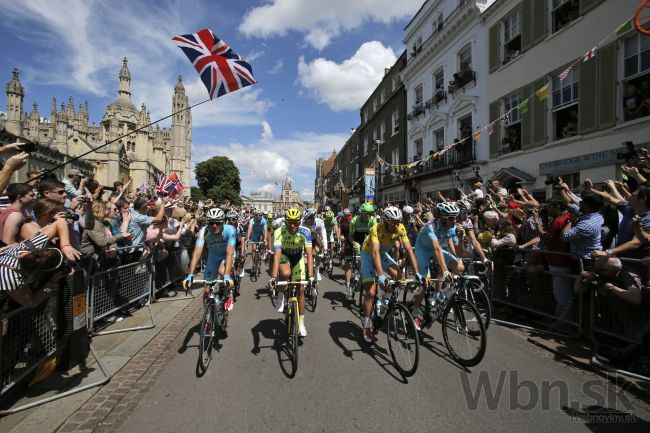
[
  {"left": 537, "top": 84, "right": 549, "bottom": 101},
  {"left": 473, "top": 130, "right": 481, "bottom": 142}
]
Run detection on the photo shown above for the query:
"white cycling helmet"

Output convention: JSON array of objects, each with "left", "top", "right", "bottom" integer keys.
[
  {"left": 303, "top": 208, "right": 316, "bottom": 220},
  {"left": 206, "top": 207, "right": 225, "bottom": 221},
  {"left": 343, "top": 208, "right": 351, "bottom": 216},
  {"left": 436, "top": 202, "right": 460, "bottom": 217},
  {"left": 226, "top": 210, "right": 238, "bottom": 219},
  {"left": 403, "top": 205, "right": 414, "bottom": 215},
  {"left": 383, "top": 206, "right": 402, "bottom": 221},
  {"left": 457, "top": 200, "right": 472, "bottom": 213}
]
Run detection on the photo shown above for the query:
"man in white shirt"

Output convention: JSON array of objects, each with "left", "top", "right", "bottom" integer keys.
[{"left": 472, "top": 180, "right": 484, "bottom": 199}]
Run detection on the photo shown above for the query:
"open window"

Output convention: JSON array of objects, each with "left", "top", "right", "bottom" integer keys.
[
  {"left": 552, "top": 65, "right": 579, "bottom": 140},
  {"left": 457, "top": 114, "right": 474, "bottom": 161},
  {"left": 502, "top": 9, "right": 521, "bottom": 65},
  {"left": 449, "top": 45, "right": 475, "bottom": 94},
  {"left": 552, "top": 0, "right": 579, "bottom": 33},
  {"left": 501, "top": 93, "right": 522, "bottom": 155},
  {"left": 431, "top": 68, "right": 446, "bottom": 105},
  {"left": 622, "top": 33, "right": 650, "bottom": 122}
]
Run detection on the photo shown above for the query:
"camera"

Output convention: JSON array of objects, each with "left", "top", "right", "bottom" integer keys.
[
  {"left": 65, "top": 211, "right": 80, "bottom": 222},
  {"left": 586, "top": 276, "right": 601, "bottom": 291},
  {"left": 617, "top": 141, "right": 637, "bottom": 161},
  {"left": 102, "top": 185, "right": 117, "bottom": 192}
]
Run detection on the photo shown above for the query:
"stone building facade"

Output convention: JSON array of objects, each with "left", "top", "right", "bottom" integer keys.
[{"left": 0, "top": 58, "right": 192, "bottom": 191}]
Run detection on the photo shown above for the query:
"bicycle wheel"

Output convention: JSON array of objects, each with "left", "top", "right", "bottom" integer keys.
[
  {"left": 463, "top": 282, "right": 491, "bottom": 330},
  {"left": 386, "top": 302, "right": 420, "bottom": 377},
  {"left": 198, "top": 303, "right": 215, "bottom": 370},
  {"left": 285, "top": 300, "right": 299, "bottom": 377},
  {"left": 308, "top": 284, "right": 318, "bottom": 312},
  {"left": 441, "top": 298, "right": 486, "bottom": 367}
]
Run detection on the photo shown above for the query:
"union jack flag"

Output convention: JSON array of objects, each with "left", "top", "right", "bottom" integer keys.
[
  {"left": 559, "top": 66, "right": 572, "bottom": 82},
  {"left": 486, "top": 122, "right": 495, "bottom": 136},
  {"left": 172, "top": 29, "right": 256, "bottom": 99},
  {"left": 583, "top": 46, "right": 597, "bottom": 62},
  {"left": 155, "top": 175, "right": 174, "bottom": 195}
]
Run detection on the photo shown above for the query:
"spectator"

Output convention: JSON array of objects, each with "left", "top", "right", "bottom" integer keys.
[
  {"left": 623, "top": 83, "right": 642, "bottom": 122},
  {"left": 0, "top": 183, "right": 35, "bottom": 246},
  {"left": 79, "top": 200, "right": 130, "bottom": 273},
  {"left": 37, "top": 178, "right": 67, "bottom": 205},
  {"left": 574, "top": 256, "right": 642, "bottom": 306},
  {"left": 0, "top": 218, "right": 80, "bottom": 308},
  {"left": 561, "top": 109, "right": 578, "bottom": 138},
  {"left": 501, "top": 138, "right": 511, "bottom": 155},
  {"left": 0, "top": 152, "right": 29, "bottom": 199},
  {"left": 63, "top": 169, "right": 86, "bottom": 207},
  {"left": 125, "top": 197, "right": 166, "bottom": 262},
  {"left": 560, "top": 185, "right": 604, "bottom": 268},
  {"left": 20, "top": 198, "right": 65, "bottom": 240},
  {"left": 471, "top": 180, "right": 484, "bottom": 200}
]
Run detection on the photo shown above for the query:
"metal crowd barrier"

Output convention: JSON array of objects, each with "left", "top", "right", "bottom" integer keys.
[
  {"left": 489, "top": 248, "right": 584, "bottom": 338},
  {"left": 589, "top": 257, "right": 650, "bottom": 381},
  {"left": 87, "top": 247, "right": 155, "bottom": 335},
  {"left": 153, "top": 247, "right": 194, "bottom": 303}
]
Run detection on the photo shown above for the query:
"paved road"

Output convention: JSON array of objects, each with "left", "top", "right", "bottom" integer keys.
[{"left": 119, "top": 261, "right": 649, "bottom": 433}]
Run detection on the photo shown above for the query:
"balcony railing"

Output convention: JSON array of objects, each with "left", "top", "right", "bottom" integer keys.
[
  {"left": 426, "top": 91, "right": 447, "bottom": 109},
  {"left": 403, "top": 141, "right": 475, "bottom": 179},
  {"left": 448, "top": 70, "right": 476, "bottom": 95},
  {"left": 407, "top": 103, "right": 425, "bottom": 121},
  {"left": 408, "top": 1, "right": 470, "bottom": 62}
]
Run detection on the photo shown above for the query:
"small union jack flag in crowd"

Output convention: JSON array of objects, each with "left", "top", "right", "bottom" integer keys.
[
  {"left": 487, "top": 122, "right": 495, "bottom": 136},
  {"left": 503, "top": 111, "right": 511, "bottom": 126},
  {"left": 559, "top": 66, "right": 572, "bottom": 81},
  {"left": 155, "top": 175, "right": 174, "bottom": 195},
  {"left": 172, "top": 29, "right": 256, "bottom": 99},
  {"left": 583, "top": 46, "right": 597, "bottom": 62}
]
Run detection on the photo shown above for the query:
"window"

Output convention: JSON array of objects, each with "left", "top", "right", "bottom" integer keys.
[
  {"left": 391, "top": 148, "right": 399, "bottom": 166},
  {"left": 624, "top": 34, "right": 650, "bottom": 79},
  {"left": 552, "top": 65, "right": 579, "bottom": 139},
  {"left": 414, "top": 137, "right": 423, "bottom": 158},
  {"left": 380, "top": 122, "right": 386, "bottom": 141},
  {"left": 392, "top": 76, "right": 400, "bottom": 91},
  {"left": 501, "top": 93, "right": 522, "bottom": 154},
  {"left": 380, "top": 89, "right": 385, "bottom": 104},
  {"left": 364, "top": 136, "right": 369, "bottom": 155},
  {"left": 362, "top": 108, "right": 368, "bottom": 124},
  {"left": 458, "top": 44, "right": 472, "bottom": 68},
  {"left": 434, "top": 127, "right": 445, "bottom": 150},
  {"left": 373, "top": 98, "right": 378, "bottom": 112},
  {"left": 552, "top": 0, "right": 579, "bottom": 33},
  {"left": 502, "top": 9, "right": 522, "bottom": 65},
  {"left": 433, "top": 68, "right": 445, "bottom": 103},
  {"left": 415, "top": 84, "right": 424, "bottom": 105},
  {"left": 392, "top": 110, "right": 400, "bottom": 135},
  {"left": 373, "top": 128, "right": 378, "bottom": 145}
]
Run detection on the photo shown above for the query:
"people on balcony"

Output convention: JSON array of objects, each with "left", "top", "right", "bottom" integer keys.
[{"left": 450, "top": 62, "right": 474, "bottom": 91}]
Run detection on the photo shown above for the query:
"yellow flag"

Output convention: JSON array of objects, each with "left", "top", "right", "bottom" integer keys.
[
  {"left": 537, "top": 84, "right": 549, "bottom": 101},
  {"left": 473, "top": 131, "right": 481, "bottom": 142}
]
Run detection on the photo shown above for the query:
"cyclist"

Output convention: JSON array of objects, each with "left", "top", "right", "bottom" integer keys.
[
  {"left": 184, "top": 208, "right": 236, "bottom": 312},
  {"left": 303, "top": 208, "right": 327, "bottom": 281},
  {"left": 236, "top": 210, "right": 249, "bottom": 275},
  {"left": 323, "top": 210, "right": 339, "bottom": 266},
  {"left": 247, "top": 209, "right": 269, "bottom": 261},
  {"left": 360, "top": 206, "right": 423, "bottom": 342},
  {"left": 344, "top": 203, "right": 376, "bottom": 300},
  {"left": 267, "top": 208, "right": 315, "bottom": 337},
  {"left": 456, "top": 200, "right": 489, "bottom": 262}
]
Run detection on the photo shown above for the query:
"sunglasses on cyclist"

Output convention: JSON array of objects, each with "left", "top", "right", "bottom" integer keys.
[{"left": 208, "top": 221, "right": 224, "bottom": 226}]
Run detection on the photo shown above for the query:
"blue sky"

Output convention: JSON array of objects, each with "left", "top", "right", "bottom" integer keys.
[{"left": 0, "top": 0, "right": 423, "bottom": 199}]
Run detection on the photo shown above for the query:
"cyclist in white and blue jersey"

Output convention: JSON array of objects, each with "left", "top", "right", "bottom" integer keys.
[
  {"left": 247, "top": 209, "right": 269, "bottom": 259},
  {"left": 184, "top": 208, "right": 237, "bottom": 311}
]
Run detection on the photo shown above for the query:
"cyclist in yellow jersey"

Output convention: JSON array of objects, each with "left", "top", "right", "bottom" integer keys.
[
  {"left": 267, "top": 208, "right": 315, "bottom": 337},
  {"left": 360, "top": 206, "right": 424, "bottom": 343}
]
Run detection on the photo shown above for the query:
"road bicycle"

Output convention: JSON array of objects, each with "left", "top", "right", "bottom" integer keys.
[
  {"left": 321, "top": 249, "right": 333, "bottom": 277},
  {"left": 271, "top": 280, "right": 308, "bottom": 378},
  {"left": 403, "top": 275, "right": 487, "bottom": 367},
  {"left": 361, "top": 278, "right": 421, "bottom": 377},
  {"left": 459, "top": 260, "right": 492, "bottom": 329},
  {"left": 249, "top": 241, "right": 266, "bottom": 281},
  {"left": 194, "top": 279, "right": 231, "bottom": 371}
]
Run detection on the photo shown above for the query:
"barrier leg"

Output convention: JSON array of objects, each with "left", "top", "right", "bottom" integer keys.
[
  {"left": 93, "top": 297, "right": 155, "bottom": 336},
  {"left": 0, "top": 344, "right": 112, "bottom": 416}
]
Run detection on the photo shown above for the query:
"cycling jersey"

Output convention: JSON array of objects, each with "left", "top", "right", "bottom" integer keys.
[
  {"left": 414, "top": 220, "right": 460, "bottom": 274},
  {"left": 338, "top": 215, "right": 352, "bottom": 236},
  {"left": 305, "top": 217, "right": 327, "bottom": 249},
  {"left": 323, "top": 216, "right": 337, "bottom": 236},
  {"left": 249, "top": 217, "right": 268, "bottom": 236},
  {"left": 273, "top": 225, "right": 312, "bottom": 280},
  {"left": 196, "top": 224, "right": 237, "bottom": 280},
  {"left": 236, "top": 216, "right": 249, "bottom": 237},
  {"left": 349, "top": 215, "right": 377, "bottom": 244},
  {"left": 434, "top": 219, "right": 458, "bottom": 250},
  {"left": 361, "top": 221, "right": 409, "bottom": 255}
]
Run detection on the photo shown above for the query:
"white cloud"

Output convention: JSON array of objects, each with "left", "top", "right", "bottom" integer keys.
[
  {"left": 244, "top": 50, "right": 265, "bottom": 62},
  {"left": 261, "top": 121, "right": 274, "bottom": 142},
  {"left": 192, "top": 130, "right": 348, "bottom": 195},
  {"left": 239, "top": 0, "right": 423, "bottom": 50},
  {"left": 301, "top": 188, "right": 315, "bottom": 201},
  {"left": 268, "top": 59, "right": 284, "bottom": 75},
  {"left": 297, "top": 41, "right": 397, "bottom": 111},
  {"left": 2, "top": 0, "right": 272, "bottom": 127},
  {"left": 258, "top": 183, "right": 278, "bottom": 194}
]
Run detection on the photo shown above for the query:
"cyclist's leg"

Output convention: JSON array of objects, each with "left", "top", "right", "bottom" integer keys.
[
  {"left": 360, "top": 251, "right": 378, "bottom": 319},
  {"left": 412, "top": 246, "right": 431, "bottom": 309},
  {"left": 344, "top": 241, "right": 353, "bottom": 287},
  {"left": 291, "top": 257, "right": 306, "bottom": 315},
  {"left": 382, "top": 252, "right": 402, "bottom": 281},
  {"left": 313, "top": 244, "right": 321, "bottom": 279},
  {"left": 203, "top": 255, "right": 223, "bottom": 300},
  {"left": 442, "top": 249, "right": 465, "bottom": 275}
]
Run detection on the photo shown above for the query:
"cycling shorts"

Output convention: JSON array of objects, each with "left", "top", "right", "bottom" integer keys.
[
  {"left": 414, "top": 245, "right": 460, "bottom": 277},
  {"left": 279, "top": 253, "right": 306, "bottom": 280},
  {"left": 250, "top": 231, "right": 265, "bottom": 243},
  {"left": 360, "top": 250, "right": 398, "bottom": 283},
  {"left": 344, "top": 240, "right": 360, "bottom": 260}
]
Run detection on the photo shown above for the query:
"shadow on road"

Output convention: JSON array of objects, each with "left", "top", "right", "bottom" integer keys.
[
  {"left": 329, "top": 320, "right": 407, "bottom": 384},
  {"left": 178, "top": 323, "right": 200, "bottom": 354},
  {"left": 418, "top": 331, "right": 470, "bottom": 373},
  {"left": 250, "top": 318, "right": 299, "bottom": 378}
]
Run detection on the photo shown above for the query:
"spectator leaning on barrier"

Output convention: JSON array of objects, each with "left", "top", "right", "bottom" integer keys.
[
  {"left": 125, "top": 196, "right": 166, "bottom": 262},
  {"left": 574, "top": 256, "right": 642, "bottom": 306},
  {"left": 0, "top": 183, "right": 34, "bottom": 246},
  {"left": 80, "top": 200, "right": 131, "bottom": 273},
  {"left": 0, "top": 218, "right": 80, "bottom": 308}
]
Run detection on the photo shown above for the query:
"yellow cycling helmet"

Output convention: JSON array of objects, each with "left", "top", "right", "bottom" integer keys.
[{"left": 285, "top": 207, "right": 301, "bottom": 221}]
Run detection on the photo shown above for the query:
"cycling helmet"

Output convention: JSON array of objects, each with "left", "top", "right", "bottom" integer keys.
[
  {"left": 360, "top": 202, "right": 375, "bottom": 214},
  {"left": 436, "top": 202, "right": 460, "bottom": 217},
  {"left": 324, "top": 206, "right": 331, "bottom": 212},
  {"left": 343, "top": 208, "right": 351, "bottom": 216},
  {"left": 226, "top": 210, "right": 238, "bottom": 220},
  {"left": 206, "top": 208, "right": 225, "bottom": 221},
  {"left": 383, "top": 206, "right": 402, "bottom": 221},
  {"left": 255, "top": 209, "right": 264, "bottom": 216},
  {"left": 402, "top": 205, "right": 414, "bottom": 215},
  {"left": 267, "top": 212, "right": 274, "bottom": 220},
  {"left": 285, "top": 208, "right": 301, "bottom": 222},
  {"left": 303, "top": 208, "right": 316, "bottom": 220},
  {"left": 457, "top": 200, "right": 472, "bottom": 213},
  {"left": 337, "top": 211, "right": 344, "bottom": 217},
  {"left": 325, "top": 210, "right": 335, "bottom": 219}
]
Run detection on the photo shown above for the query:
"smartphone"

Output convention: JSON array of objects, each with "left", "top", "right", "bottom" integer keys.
[{"left": 21, "top": 141, "right": 37, "bottom": 153}]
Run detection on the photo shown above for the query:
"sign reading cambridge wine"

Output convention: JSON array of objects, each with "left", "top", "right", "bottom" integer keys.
[{"left": 539, "top": 143, "right": 649, "bottom": 176}]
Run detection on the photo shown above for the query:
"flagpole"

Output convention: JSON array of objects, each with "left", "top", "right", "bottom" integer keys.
[{"left": 32, "top": 97, "right": 212, "bottom": 181}]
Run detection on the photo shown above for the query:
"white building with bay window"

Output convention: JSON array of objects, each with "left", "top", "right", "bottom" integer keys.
[
  {"left": 484, "top": 0, "right": 650, "bottom": 199},
  {"left": 400, "top": 0, "right": 496, "bottom": 201}
]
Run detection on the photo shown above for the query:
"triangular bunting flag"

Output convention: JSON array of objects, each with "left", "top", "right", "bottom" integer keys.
[
  {"left": 473, "top": 130, "right": 481, "bottom": 142},
  {"left": 616, "top": 18, "right": 634, "bottom": 36},
  {"left": 559, "top": 66, "right": 572, "bottom": 81},
  {"left": 537, "top": 84, "right": 549, "bottom": 101},
  {"left": 517, "top": 99, "right": 529, "bottom": 114},
  {"left": 583, "top": 46, "right": 597, "bottom": 62}
]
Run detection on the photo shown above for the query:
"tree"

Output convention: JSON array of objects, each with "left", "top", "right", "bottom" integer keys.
[
  {"left": 190, "top": 186, "right": 205, "bottom": 201},
  {"left": 195, "top": 156, "right": 242, "bottom": 205}
]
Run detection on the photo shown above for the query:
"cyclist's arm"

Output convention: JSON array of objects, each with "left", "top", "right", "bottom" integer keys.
[
  {"left": 223, "top": 244, "right": 234, "bottom": 277},
  {"left": 319, "top": 223, "right": 327, "bottom": 250},
  {"left": 246, "top": 222, "right": 252, "bottom": 243},
  {"left": 447, "top": 237, "right": 456, "bottom": 255},
  {"left": 271, "top": 229, "right": 282, "bottom": 278},
  {"left": 467, "top": 229, "right": 487, "bottom": 260},
  {"left": 371, "top": 241, "right": 385, "bottom": 278},
  {"left": 431, "top": 239, "right": 450, "bottom": 274},
  {"left": 187, "top": 244, "right": 204, "bottom": 276},
  {"left": 305, "top": 246, "right": 314, "bottom": 279},
  {"left": 402, "top": 240, "right": 420, "bottom": 276}
]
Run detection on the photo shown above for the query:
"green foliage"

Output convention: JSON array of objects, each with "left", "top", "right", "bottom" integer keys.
[
  {"left": 190, "top": 186, "right": 205, "bottom": 201},
  {"left": 194, "top": 156, "right": 242, "bottom": 205}
]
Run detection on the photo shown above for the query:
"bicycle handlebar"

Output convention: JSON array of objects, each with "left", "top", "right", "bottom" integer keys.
[
  {"left": 194, "top": 279, "right": 224, "bottom": 285},
  {"left": 274, "top": 280, "right": 309, "bottom": 287}
]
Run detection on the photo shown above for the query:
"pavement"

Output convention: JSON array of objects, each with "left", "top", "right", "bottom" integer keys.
[{"left": 2, "top": 261, "right": 649, "bottom": 433}]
